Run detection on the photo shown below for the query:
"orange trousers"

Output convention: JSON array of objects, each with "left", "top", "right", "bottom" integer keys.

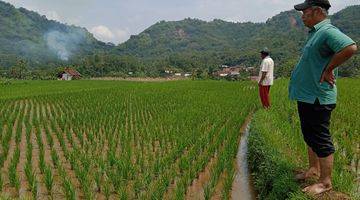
[{"left": 259, "top": 85, "right": 271, "bottom": 108}]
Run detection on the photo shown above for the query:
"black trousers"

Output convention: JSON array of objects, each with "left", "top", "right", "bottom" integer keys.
[{"left": 297, "top": 100, "right": 336, "bottom": 158}]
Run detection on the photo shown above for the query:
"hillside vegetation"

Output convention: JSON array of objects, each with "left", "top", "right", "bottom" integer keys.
[{"left": 0, "top": 1, "right": 359, "bottom": 78}]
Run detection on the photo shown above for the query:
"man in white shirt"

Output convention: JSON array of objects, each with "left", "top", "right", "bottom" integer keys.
[{"left": 258, "top": 47, "right": 274, "bottom": 109}]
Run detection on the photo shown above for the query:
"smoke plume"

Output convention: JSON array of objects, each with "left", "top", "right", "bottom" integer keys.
[{"left": 44, "top": 29, "right": 87, "bottom": 61}]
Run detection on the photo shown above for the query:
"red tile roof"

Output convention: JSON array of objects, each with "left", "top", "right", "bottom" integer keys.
[{"left": 64, "top": 67, "right": 81, "bottom": 77}]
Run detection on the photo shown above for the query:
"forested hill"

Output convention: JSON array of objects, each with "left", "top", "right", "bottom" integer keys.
[
  {"left": 0, "top": 1, "right": 110, "bottom": 69},
  {"left": 0, "top": 0, "right": 359, "bottom": 78},
  {"left": 116, "top": 10, "right": 305, "bottom": 65},
  {"left": 115, "top": 5, "right": 359, "bottom": 71}
]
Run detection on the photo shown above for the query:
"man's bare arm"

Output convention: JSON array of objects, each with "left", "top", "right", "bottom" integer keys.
[
  {"left": 259, "top": 71, "right": 267, "bottom": 85},
  {"left": 320, "top": 44, "right": 358, "bottom": 86}
]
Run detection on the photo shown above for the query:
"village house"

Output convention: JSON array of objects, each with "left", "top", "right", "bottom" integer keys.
[
  {"left": 172, "top": 72, "right": 192, "bottom": 77},
  {"left": 213, "top": 65, "right": 246, "bottom": 77},
  {"left": 58, "top": 67, "right": 81, "bottom": 80},
  {"left": 184, "top": 72, "right": 192, "bottom": 77}
]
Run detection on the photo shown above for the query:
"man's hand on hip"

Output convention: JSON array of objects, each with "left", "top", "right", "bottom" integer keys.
[
  {"left": 320, "top": 44, "right": 357, "bottom": 87},
  {"left": 320, "top": 69, "right": 335, "bottom": 87}
]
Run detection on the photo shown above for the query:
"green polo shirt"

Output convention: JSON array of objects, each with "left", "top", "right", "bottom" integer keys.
[{"left": 289, "top": 19, "right": 355, "bottom": 105}]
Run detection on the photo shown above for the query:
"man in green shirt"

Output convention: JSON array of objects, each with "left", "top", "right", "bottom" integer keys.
[{"left": 289, "top": 0, "right": 357, "bottom": 195}]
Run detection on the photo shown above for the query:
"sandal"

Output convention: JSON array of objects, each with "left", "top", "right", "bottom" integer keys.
[{"left": 302, "top": 183, "right": 332, "bottom": 195}]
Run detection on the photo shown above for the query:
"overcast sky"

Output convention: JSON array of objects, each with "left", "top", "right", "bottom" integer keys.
[{"left": 4, "top": 0, "right": 359, "bottom": 44}]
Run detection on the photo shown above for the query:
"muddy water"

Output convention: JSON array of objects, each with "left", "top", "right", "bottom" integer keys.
[{"left": 231, "top": 123, "right": 257, "bottom": 200}]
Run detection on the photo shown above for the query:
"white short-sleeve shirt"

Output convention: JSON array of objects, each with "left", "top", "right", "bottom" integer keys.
[{"left": 258, "top": 56, "right": 274, "bottom": 86}]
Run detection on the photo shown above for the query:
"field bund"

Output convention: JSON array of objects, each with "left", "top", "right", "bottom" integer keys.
[{"left": 248, "top": 79, "right": 359, "bottom": 200}]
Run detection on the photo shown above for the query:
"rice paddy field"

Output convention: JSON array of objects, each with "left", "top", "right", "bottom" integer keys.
[
  {"left": 0, "top": 79, "right": 358, "bottom": 200},
  {"left": 0, "top": 80, "right": 257, "bottom": 199}
]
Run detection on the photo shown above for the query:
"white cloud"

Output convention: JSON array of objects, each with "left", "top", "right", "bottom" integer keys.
[
  {"left": 115, "top": 28, "right": 130, "bottom": 44},
  {"left": 90, "top": 25, "right": 115, "bottom": 42},
  {"left": 90, "top": 26, "right": 130, "bottom": 44},
  {"left": 45, "top": 11, "right": 61, "bottom": 21}
]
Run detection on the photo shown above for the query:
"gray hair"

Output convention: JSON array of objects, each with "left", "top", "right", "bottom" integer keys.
[{"left": 312, "top": 6, "right": 329, "bottom": 16}]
